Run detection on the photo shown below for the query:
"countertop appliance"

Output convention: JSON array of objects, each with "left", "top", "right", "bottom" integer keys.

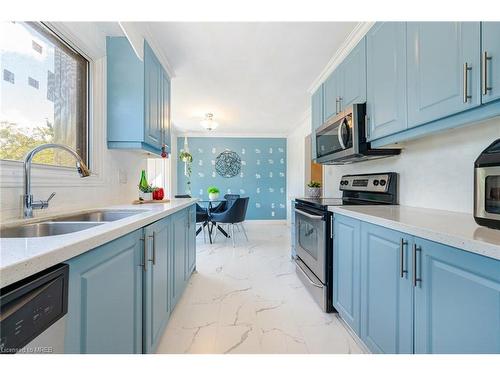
[
  {"left": 294, "top": 172, "right": 398, "bottom": 312},
  {"left": 0, "top": 264, "right": 68, "bottom": 354},
  {"left": 315, "top": 103, "right": 401, "bottom": 165},
  {"left": 474, "top": 138, "right": 500, "bottom": 230}
]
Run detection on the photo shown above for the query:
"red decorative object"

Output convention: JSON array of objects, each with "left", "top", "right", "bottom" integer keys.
[
  {"left": 153, "top": 188, "right": 164, "bottom": 200},
  {"left": 161, "top": 145, "right": 167, "bottom": 158}
]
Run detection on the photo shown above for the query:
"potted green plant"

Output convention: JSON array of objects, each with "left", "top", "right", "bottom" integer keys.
[
  {"left": 179, "top": 150, "right": 193, "bottom": 194},
  {"left": 207, "top": 186, "right": 220, "bottom": 201},
  {"left": 307, "top": 180, "right": 322, "bottom": 198},
  {"left": 138, "top": 184, "right": 155, "bottom": 201}
]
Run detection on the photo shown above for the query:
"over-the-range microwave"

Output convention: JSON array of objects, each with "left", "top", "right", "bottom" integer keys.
[{"left": 315, "top": 103, "right": 400, "bottom": 165}]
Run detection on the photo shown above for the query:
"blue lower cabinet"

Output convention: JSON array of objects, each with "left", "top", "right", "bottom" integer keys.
[
  {"left": 143, "top": 216, "right": 171, "bottom": 354},
  {"left": 65, "top": 230, "right": 143, "bottom": 354},
  {"left": 360, "top": 223, "right": 413, "bottom": 354},
  {"left": 186, "top": 205, "right": 196, "bottom": 277},
  {"left": 171, "top": 209, "right": 188, "bottom": 307},
  {"left": 413, "top": 238, "right": 500, "bottom": 354},
  {"left": 333, "top": 214, "right": 361, "bottom": 334}
]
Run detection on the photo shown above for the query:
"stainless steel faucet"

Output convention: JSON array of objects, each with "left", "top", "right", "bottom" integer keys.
[{"left": 23, "top": 143, "right": 91, "bottom": 218}]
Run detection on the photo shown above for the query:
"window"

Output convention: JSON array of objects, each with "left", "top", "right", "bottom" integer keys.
[
  {"left": 32, "top": 40, "right": 43, "bottom": 54},
  {"left": 0, "top": 22, "right": 89, "bottom": 167},
  {"left": 3, "top": 69, "right": 14, "bottom": 83},
  {"left": 28, "top": 76, "right": 39, "bottom": 89}
]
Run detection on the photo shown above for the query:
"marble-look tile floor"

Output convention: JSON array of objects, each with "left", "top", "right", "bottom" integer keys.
[{"left": 156, "top": 222, "right": 364, "bottom": 354}]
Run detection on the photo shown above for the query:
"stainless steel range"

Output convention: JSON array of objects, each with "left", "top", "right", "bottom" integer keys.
[{"left": 294, "top": 173, "right": 399, "bottom": 312}]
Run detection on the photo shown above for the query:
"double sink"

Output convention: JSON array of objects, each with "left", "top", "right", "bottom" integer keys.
[{"left": 0, "top": 210, "right": 148, "bottom": 238}]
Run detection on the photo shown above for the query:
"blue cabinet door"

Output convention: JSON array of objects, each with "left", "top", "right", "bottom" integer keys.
[
  {"left": 366, "top": 22, "right": 407, "bottom": 141},
  {"left": 143, "top": 216, "right": 171, "bottom": 354},
  {"left": 144, "top": 41, "right": 162, "bottom": 151},
  {"left": 324, "top": 69, "right": 341, "bottom": 121},
  {"left": 171, "top": 209, "right": 188, "bottom": 307},
  {"left": 186, "top": 205, "right": 196, "bottom": 277},
  {"left": 106, "top": 37, "right": 145, "bottom": 144},
  {"left": 311, "top": 84, "right": 324, "bottom": 130},
  {"left": 65, "top": 231, "right": 143, "bottom": 354},
  {"left": 339, "top": 38, "right": 366, "bottom": 111},
  {"left": 407, "top": 22, "right": 481, "bottom": 128},
  {"left": 360, "top": 222, "right": 413, "bottom": 354},
  {"left": 333, "top": 214, "right": 361, "bottom": 334},
  {"left": 161, "top": 70, "right": 172, "bottom": 154},
  {"left": 414, "top": 238, "right": 500, "bottom": 354},
  {"left": 481, "top": 22, "right": 500, "bottom": 104}
]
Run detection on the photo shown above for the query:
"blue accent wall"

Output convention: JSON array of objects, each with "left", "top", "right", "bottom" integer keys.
[{"left": 177, "top": 137, "right": 287, "bottom": 220}]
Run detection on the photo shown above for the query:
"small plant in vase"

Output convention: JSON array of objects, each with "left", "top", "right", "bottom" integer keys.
[
  {"left": 307, "top": 181, "right": 322, "bottom": 198},
  {"left": 138, "top": 184, "right": 155, "bottom": 201},
  {"left": 179, "top": 150, "right": 193, "bottom": 194},
  {"left": 207, "top": 186, "right": 220, "bottom": 201}
]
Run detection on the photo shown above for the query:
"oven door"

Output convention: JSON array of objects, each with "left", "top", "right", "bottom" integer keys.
[
  {"left": 475, "top": 166, "right": 500, "bottom": 221},
  {"left": 294, "top": 206, "right": 326, "bottom": 283}
]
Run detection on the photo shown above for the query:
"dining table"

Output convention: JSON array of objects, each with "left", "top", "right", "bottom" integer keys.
[{"left": 197, "top": 199, "right": 230, "bottom": 243}]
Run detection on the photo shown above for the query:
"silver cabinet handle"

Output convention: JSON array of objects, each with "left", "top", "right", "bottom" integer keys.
[
  {"left": 400, "top": 238, "right": 408, "bottom": 278},
  {"left": 338, "top": 96, "right": 343, "bottom": 113},
  {"left": 412, "top": 244, "right": 422, "bottom": 287},
  {"left": 294, "top": 208, "right": 323, "bottom": 220},
  {"left": 140, "top": 237, "right": 147, "bottom": 271},
  {"left": 148, "top": 232, "right": 156, "bottom": 265},
  {"left": 482, "top": 51, "right": 493, "bottom": 95},
  {"left": 335, "top": 97, "right": 340, "bottom": 114},
  {"left": 463, "top": 62, "right": 472, "bottom": 103},
  {"left": 294, "top": 259, "right": 323, "bottom": 288}
]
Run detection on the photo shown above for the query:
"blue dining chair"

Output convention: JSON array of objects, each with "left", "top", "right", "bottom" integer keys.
[{"left": 210, "top": 197, "right": 249, "bottom": 247}]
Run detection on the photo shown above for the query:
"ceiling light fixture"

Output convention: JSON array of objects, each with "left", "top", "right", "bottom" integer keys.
[{"left": 200, "top": 113, "right": 218, "bottom": 131}]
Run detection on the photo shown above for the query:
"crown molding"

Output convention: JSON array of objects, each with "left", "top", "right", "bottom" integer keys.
[{"left": 308, "top": 22, "right": 375, "bottom": 94}]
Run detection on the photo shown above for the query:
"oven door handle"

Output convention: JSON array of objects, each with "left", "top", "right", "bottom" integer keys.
[
  {"left": 294, "top": 208, "right": 324, "bottom": 220},
  {"left": 294, "top": 259, "right": 324, "bottom": 288}
]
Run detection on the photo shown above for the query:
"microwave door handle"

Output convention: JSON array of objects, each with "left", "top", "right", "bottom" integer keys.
[
  {"left": 294, "top": 208, "right": 323, "bottom": 220},
  {"left": 338, "top": 119, "right": 347, "bottom": 150}
]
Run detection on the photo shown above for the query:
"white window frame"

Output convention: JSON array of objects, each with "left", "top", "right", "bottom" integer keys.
[{"left": 0, "top": 22, "right": 107, "bottom": 189}]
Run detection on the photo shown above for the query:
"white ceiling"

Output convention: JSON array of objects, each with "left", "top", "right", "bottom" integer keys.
[{"left": 145, "top": 22, "right": 357, "bottom": 136}]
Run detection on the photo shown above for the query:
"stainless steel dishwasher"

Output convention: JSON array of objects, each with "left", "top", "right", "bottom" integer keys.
[{"left": 0, "top": 264, "right": 69, "bottom": 354}]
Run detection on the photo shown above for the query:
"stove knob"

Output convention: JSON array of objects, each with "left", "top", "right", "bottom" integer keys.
[
  {"left": 343, "top": 180, "right": 349, "bottom": 186},
  {"left": 380, "top": 179, "right": 386, "bottom": 186},
  {"left": 373, "top": 180, "right": 379, "bottom": 186}
]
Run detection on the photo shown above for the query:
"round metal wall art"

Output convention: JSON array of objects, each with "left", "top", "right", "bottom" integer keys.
[{"left": 215, "top": 150, "right": 241, "bottom": 178}]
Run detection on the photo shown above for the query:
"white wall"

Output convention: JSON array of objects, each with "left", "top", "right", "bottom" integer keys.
[
  {"left": 0, "top": 23, "right": 153, "bottom": 222},
  {"left": 286, "top": 112, "right": 311, "bottom": 223},
  {"left": 323, "top": 117, "right": 500, "bottom": 214}
]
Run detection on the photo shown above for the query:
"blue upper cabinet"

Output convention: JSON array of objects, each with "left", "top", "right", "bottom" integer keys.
[
  {"left": 143, "top": 216, "right": 171, "bottom": 354},
  {"left": 107, "top": 37, "right": 170, "bottom": 155},
  {"left": 407, "top": 22, "right": 481, "bottom": 128},
  {"left": 413, "top": 238, "right": 500, "bottom": 354},
  {"left": 323, "top": 38, "right": 366, "bottom": 122},
  {"left": 339, "top": 37, "right": 366, "bottom": 111},
  {"left": 360, "top": 222, "right": 413, "bottom": 354},
  {"left": 366, "top": 22, "right": 407, "bottom": 141},
  {"left": 311, "top": 84, "right": 324, "bottom": 130},
  {"left": 323, "top": 68, "right": 340, "bottom": 121},
  {"left": 481, "top": 22, "right": 500, "bottom": 104},
  {"left": 333, "top": 214, "right": 361, "bottom": 334},
  {"left": 65, "top": 230, "right": 143, "bottom": 354}
]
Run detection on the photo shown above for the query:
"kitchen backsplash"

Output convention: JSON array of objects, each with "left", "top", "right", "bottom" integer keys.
[
  {"left": 323, "top": 117, "right": 500, "bottom": 214},
  {"left": 177, "top": 137, "right": 287, "bottom": 220}
]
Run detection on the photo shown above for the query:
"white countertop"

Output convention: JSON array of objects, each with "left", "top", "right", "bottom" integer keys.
[
  {"left": 328, "top": 205, "right": 500, "bottom": 261},
  {"left": 0, "top": 198, "right": 198, "bottom": 288}
]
